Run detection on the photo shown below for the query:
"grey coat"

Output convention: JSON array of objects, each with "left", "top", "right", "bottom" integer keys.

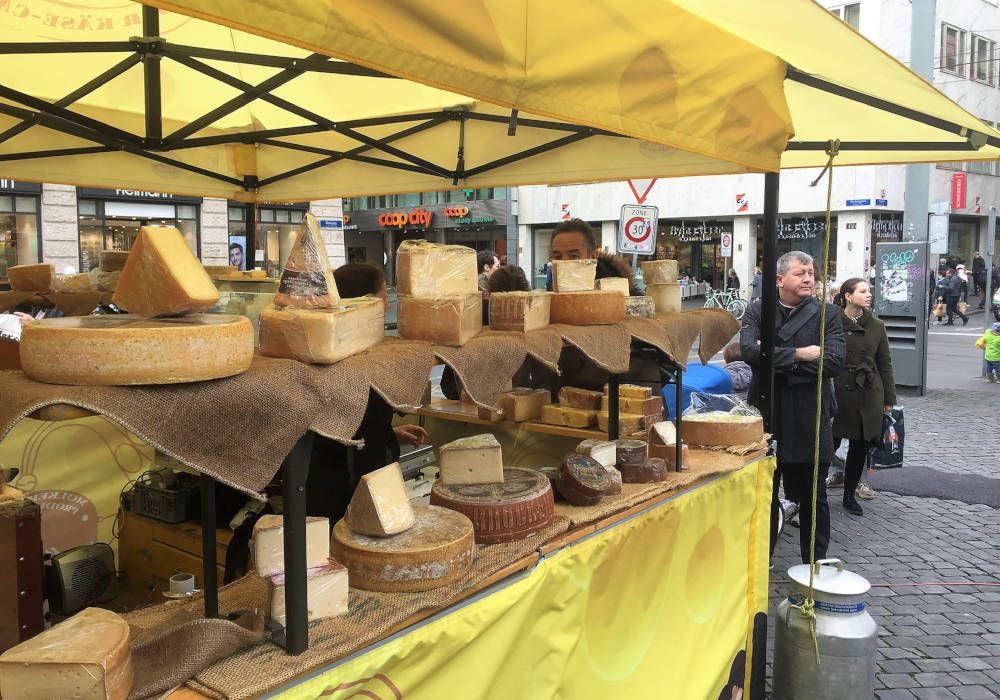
[
  {"left": 832, "top": 310, "right": 896, "bottom": 442},
  {"left": 740, "top": 297, "right": 846, "bottom": 464}
]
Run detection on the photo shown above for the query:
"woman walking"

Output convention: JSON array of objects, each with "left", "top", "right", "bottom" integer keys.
[{"left": 832, "top": 278, "right": 897, "bottom": 516}]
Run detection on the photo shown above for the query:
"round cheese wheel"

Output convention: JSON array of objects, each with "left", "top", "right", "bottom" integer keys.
[
  {"left": 558, "top": 453, "right": 610, "bottom": 506},
  {"left": 430, "top": 467, "right": 554, "bottom": 544},
  {"left": 615, "top": 439, "right": 648, "bottom": 466},
  {"left": 621, "top": 457, "right": 667, "bottom": 484},
  {"left": 331, "top": 505, "right": 474, "bottom": 592},
  {"left": 19, "top": 314, "right": 254, "bottom": 386},
  {"left": 681, "top": 413, "right": 764, "bottom": 446}
]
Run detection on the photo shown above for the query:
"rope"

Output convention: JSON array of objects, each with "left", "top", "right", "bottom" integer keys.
[{"left": 789, "top": 138, "right": 841, "bottom": 666}]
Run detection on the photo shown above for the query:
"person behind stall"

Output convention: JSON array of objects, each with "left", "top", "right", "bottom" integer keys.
[
  {"left": 722, "top": 342, "right": 752, "bottom": 399},
  {"left": 750, "top": 266, "right": 762, "bottom": 302},
  {"left": 975, "top": 322, "right": 1000, "bottom": 383},
  {"left": 477, "top": 249, "right": 500, "bottom": 293},
  {"left": 545, "top": 217, "right": 641, "bottom": 294}
]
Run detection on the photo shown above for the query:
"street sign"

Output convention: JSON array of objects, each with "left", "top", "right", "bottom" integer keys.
[
  {"left": 929, "top": 214, "right": 949, "bottom": 255},
  {"left": 618, "top": 204, "right": 658, "bottom": 254},
  {"left": 720, "top": 232, "right": 733, "bottom": 258}
]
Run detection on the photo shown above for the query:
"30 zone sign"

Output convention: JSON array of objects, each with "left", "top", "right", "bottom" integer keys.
[{"left": 618, "top": 204, "right": 658, "bottom": 254}]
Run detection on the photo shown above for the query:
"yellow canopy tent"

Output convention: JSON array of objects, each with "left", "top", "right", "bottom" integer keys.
[{"left": 0, "top": 0, "right": 997, "bottom": 202}]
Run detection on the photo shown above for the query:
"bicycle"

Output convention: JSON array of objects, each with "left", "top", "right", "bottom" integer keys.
[{"left": 704, "top": 288, "right": 748, "bottom": 319}]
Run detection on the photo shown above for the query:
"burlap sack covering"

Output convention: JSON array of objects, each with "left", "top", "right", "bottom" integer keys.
[
  {"left": 0, "top": 290, "right": 114, "bottom": 316},
  {"left": 522, "top": 327, "right": 564, "bottom": 371},
  {"left": 433, "top": 330, "right": 527, "bottom": 407},
  {"left": 682, "top": 308, "right": 741, "bottom": 363},
  {"left": 128, "top": 612, "right": 265, "bottom": 699},
  {"left": 550, "top": 323, "right": 631, "bottom": 374},
  {"left": 622, "top": 317, "right": 688, "bottom": 367},
  {"left": 332, "top": 337, "right": 434, "bottom": 412}
]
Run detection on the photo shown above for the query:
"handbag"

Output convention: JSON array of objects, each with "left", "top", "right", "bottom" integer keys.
[
  {"left": 869, "top": 407, "right": 904, "bottom": 469},
  {"left": 932, "top": 302, "right": 946, "bottom": 317},
  {"left": 958, "top": 301, "right": 969, "bottom": 314}
]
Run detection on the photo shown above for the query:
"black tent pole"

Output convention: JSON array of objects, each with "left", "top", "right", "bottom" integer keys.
[{"left": 758, "top": 172, "right": 779, "bottom": 433}]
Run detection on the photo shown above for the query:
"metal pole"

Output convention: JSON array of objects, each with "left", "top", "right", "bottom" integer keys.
[
  {"left": 199, "top": 474, "right": 218, "bottom": 618},
  {"left": 607, "top": 374, "right": 620, "bottom": 440},
  {"left": 141, "top": 6, "right": 162, "bottom": 145},
  {"left": 282, "top": 432, "right": 315, "bottom": 655},
  {"left": 982, "top": 208, "right": 996, "bottom": 376},
  {"left": 758, "top": 172, "right": 780, "bottom": 433},
  {"left": 674, "top": 371, "right": 683, "bottom": 472}
]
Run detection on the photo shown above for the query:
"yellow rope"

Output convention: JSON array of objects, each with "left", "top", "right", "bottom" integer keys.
[{"left": 789, "top": 138, "right": 840, "bottom": 665}]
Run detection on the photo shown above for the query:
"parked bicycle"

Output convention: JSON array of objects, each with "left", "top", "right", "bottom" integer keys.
[{"left": 704, "top": 288, "right": 748, "bottom": 319}]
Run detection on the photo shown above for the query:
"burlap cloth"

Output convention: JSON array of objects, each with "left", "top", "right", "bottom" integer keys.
[
  {"left": 433, "top": 330, "right": 527, "bottom": 407},
  {"left": 550, "top": 323, "right": 631, "bottom": 374},
  {"left": 522, "top": 327, "right": 564, "bottom": 371},
  {"left": 0, "top": 290, "right": 114, "bottom": 316}
]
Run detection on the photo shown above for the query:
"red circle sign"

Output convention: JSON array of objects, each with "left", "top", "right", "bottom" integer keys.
[{"left": 624, "top": 216, "right": 651, "bottom": 243}]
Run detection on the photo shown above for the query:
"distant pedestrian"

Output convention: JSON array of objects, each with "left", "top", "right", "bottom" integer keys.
[
  {"left": 727, "top": 268, "right": 741, "bottom": 292},
  {"left": 750, "top": 266, "right": 762, "bottom": 301},
  {"left": 976, "top": 322, "right": 1000, "bottom": 383},
  {"left": 944, "top": 268, "right": 969, "bottom": 326},
  {"left": 832, "top": 278, "right": 897, "bottom": 516},
  {"left": 973, "top": 252, "right": 987, "bottom": 308},
  {"left": 956, "top": 264, "right": 970, "bottom": 303}
]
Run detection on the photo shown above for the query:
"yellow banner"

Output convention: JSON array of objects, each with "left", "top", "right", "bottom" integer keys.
[{"left": 275, "top": 458, "right": 774, "bottom": 700}]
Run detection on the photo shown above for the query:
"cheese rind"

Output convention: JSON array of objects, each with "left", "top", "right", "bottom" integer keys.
[
  {"left": 557, "top": 453, "right": 610, "bottom": 506},
  {"left": 0, "top": 607, "right": 132, "bottom": 700},
  {"left": 488, "top": 291, "right": 551, "bottom": 332},
  {"left": 558, "top": 386, "right": 603, "bottom": 410},
  {"left": 651, "top": 421, "right": 677, "bottom": 445},
  {"left": 396, "top": 293, "right": 482, "bottom": 346},
  {"left": 53, "top": 273, "right": 94, "bottom": 293},
  {"left": 549, "top": 290, "right": 626, "bottom": 325},
  {"left": 641, "top": 259, "right": 679, "bottom": 285},
  {"left": 395, "top": 240, "right": 478, "bottom": 297},
  {"left": 625, "top": 295, "right": 656, "bottom": 318},
  {"left": 621, "top": 457, "right": 667, "bottom": 484},
  {"left": 252, "top": 514, "right": 331, "bottom": 578},
  {"left": 615, "top": 439, "right": 648, "bottom": 466},
  {"left": 274, "top": 213, "right": 340, "bottom": 309},
  {"left": 267, "top": 559, "right": 348, "bottom": 627},
  {"left": 7, "top": 263, "right": 55, "bottom": 292},
  {"left": 347, "top": 462, "right": 416, "bottom": 537},
  {"left": 19, "top": 314, "right": 254, "bottom": 385},
  {"left": 647, "top": 283, "right": 682, "bottom": 315},
  {"left": 439, "top": 434, "right": 503, "bottom": 485},
  {"left": 575, "top": 439, "right": 617, "bottom": 468},
  {"left": 112, "top": 226, "right": 219, "bottom": 316},
  {"left": 496, "top": 388, "right": 550, "bottom": 421},
  {"left": 552, "top": 259, "right": 598, "bottom": 292},
  {"left": 540, "top": 403, "right": 597, "bottom": 428},
  {"left": 596, "top": 277, "right": 630, "bottom": 295},
  {"left": 681, "top": 412, "right": 764, "bottom": 446},
  {"left": 601, "top": 395, "right": 664, "bottom": 415},
  {"left": 89, "top": 268, "right": 121, "bottom": 292},
  {"left": 259, "top": 297, "right": 384, "bottom": 364}
]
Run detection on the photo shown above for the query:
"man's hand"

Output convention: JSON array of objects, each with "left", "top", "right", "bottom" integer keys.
[
  {"left": 394, "top": 424, "right": 428, "bottom": 447},
  {"left": 794, "top": 345, "right": 821, "bottom": 362}
]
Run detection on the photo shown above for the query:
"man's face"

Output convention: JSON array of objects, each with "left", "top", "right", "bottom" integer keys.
[
  {"left": 550, "top": 231, "right": 596, "bottom": 261},
  {"left": 484, "top": 256, "right": 500, "bottom": 276},
  {"left": 230, "top": 248, "right": 243, "bottom": 267},
  {"left": 776, "top": 260, "right": 814, "bottom": 303}
]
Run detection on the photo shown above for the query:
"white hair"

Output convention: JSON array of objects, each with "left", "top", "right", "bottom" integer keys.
[{"left": 776, "top": 251, "right": 814, "bottom": 276}]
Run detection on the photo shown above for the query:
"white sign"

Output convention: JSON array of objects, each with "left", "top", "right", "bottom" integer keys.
[
  {"left": 929, "top": 214, "right": 949, "bottom": 255},
  {"left": 618, "top": 204, "right": 658, "bottom": 254},
  {"left": 720, "top": 232, "right": 733, "bottom": 258}
]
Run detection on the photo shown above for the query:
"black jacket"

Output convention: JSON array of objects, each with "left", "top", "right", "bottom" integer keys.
[{"left": 945, "top": 275, "right": 963, "bottom": 299}]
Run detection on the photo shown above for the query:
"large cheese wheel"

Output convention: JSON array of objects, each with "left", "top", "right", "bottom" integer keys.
[
  {"left": 430, "top": 467, "right": 554, "bottom": 543},
  {"left": 549, "top": 290, "right": 625, "bottom": 325},
  {"left": 19, "top": 314, "right": 254, "bottom": 385},
  {"left": 681, "top": 412, "right": 764, "bottom": 446},
  {"left": 647, "top": 283, "right": 681, "bottom": 315},
  {"left": 331, "top": 505, "right": 474, "bottom": 592},
  {"left": 7, "top": 263, "right": 55, "bottom": 292}
]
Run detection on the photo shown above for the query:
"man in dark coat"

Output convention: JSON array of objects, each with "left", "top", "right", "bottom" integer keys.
[
  {"left": 741, "top": 251, "right": 846, "bottom": 564},
  {"left": 944, "top": 268, "right": 968, "bottom": 325}
]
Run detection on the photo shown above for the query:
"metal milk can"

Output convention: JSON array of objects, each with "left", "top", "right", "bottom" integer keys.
[{"left": 773, "top": 558, "right": 878, "bottom": 700}]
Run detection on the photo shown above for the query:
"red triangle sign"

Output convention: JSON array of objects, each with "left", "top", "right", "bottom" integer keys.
[{"left": 627, "top": 178, "right": 657, "bottom": 204}]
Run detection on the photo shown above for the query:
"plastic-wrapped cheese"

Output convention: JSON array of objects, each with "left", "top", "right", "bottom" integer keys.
[
  {"left": 396, "top": 293, "right": 482, "bottom": 346},
  {"left": 681, "top": 412, "right": 764, "bottom": 446},
  {"left": 259, "top": 297, "right": 384, "bottom": 364},
  {"left": 549, "top": 290, "right": 626, "bottom": 325},
  {"left": 395, "top": 240, "right": 478, "bottom": 297},
  {"left": 273, "top": 213, "right": 340, "bottom": 309},
  {"left": 552, "top": 259, "right": 598, "bottom": 292},
  {"left": 641, "top": 259, "right": 679, "bottom": 285},
  {"left": 267, "top": 560, "right": 348, "bottom": 627},
  {"left": 7, "top": 263, "right": 55, "bottom": 292},
  {"left": 647, "top": 283, "right": 681, "bottom": 315},
  {"left": 489, "top": 291, "right": 551, "bottom": 332}
]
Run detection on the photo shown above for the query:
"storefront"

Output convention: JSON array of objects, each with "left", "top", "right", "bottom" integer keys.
[
  {"left": 653, "top": 219, "right": 732, "bottom": 288},
  {"left": 755, "top": 215, "right": 838, "bottom": 279},
  {"left": 0, "top": 179, "right": 41, "bottom": 281},
  {"left": 944, "top": 214, "right": 984, "bottom": 269},
  {"left": 227, "top": 202, "right": 309, "bottom": 275},
  {"left": 77, "top": 188, "right": 201, "bottom": 272}
]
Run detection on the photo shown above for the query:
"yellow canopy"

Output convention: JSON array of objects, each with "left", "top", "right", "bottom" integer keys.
[{"left": 0, "top": 1, "right": 996, "bottom": 201}]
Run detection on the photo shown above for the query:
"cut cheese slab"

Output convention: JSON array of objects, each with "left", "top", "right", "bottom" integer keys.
[
  {"left": 558, "top": 386, "right": 603, "bottom": 410},
  {"left": 625, "top": 295, "right": 656, "bottom": 318},
  {"left": 647, "top": 283, "right": 681, "bottom": 315},
  {"left": 576, "top": 439, "right": 617, "bottom": 468},
  {"left": 99, "top": 250, "right": 130, "bottom": 272},
  {"left": 597, "top": 411, "right": 647, "bottom": 436},
  {"left": 488, "top": 291, "right": 551, "bottom": 332},
  {"left": 7, "top": 263, "right": 54, "bottom": 292},
  {"left": 112, "top": 226, "right": 218, "bottom": 316},
  {"left": 331, "top": 505, "right": 474, "bottom": 592},
  {"left": 552, "top": 259, "right": 597, "bottom": 292},
  {"left": 19, "top": 314, "right": 253, "bottom": 385},
  {"left": 259, "top": 297, "right": 384, "bottom": 364},
  {"left": 274, "top": 213, "right": 340, "bottom": 309},
  {"left": 0, "top": 607, "right": 132, "bottom": 700},
  {"left": 540, "top": 404, "right": 597, "bottom": 428},
  {"left": 682, "top": 412, "right": 764, "bottom": 446},
  {"left": 615, "top": 439, "right": 648, "bottom": 466},
  {"left": 621, "top": 457, "right": 667, "bottom": 484},
  {"left": 347, "top": 462, "right": 415, "bottom": 537},
  {"left": 252, "top": 514, "right": 331, "bottom": 578},
  {"left": 267, "top": 559, "right": 348, "bottom": 627},
  {"left": 397, "top": 293, "right": 482, "bottom": 346},
  {"left": 641, "top": 259, "right": 679, "bottom": 285},
  {"left": 605, "top": 383, "right": 652, "bottom": 399},
  {"left": 89, "top": 268, "right": 121, "bottom": 292},
  {"left": 396, "top": 240, "right": 478, "bottom": 297},
  {"left": 651, "top": 420, "right": 677, "bottom": 445},
  {"left": 596, "top": 277, "right": 630, "bottom": 295},
  {"left": 549, "top": 290, "right": 625, "bottom": 325},
  {"left": 204, "top": 265, "right": 237, "bottom": 277},
  {"left": 53, "top": 273, "right": 94, "bottom": 293},
  {"left": 601, "top": 394, "right": 663, "bottom": 415},
  {"left": 439, "top": 434, "right": 503, "bottom": 485},
  {"left": 496, "top": 388, "right": 550, "bottom": 421}
]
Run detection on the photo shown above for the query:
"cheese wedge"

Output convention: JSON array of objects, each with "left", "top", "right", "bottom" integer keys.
[
  {"left": 259, "top": 297, "right": 384, "bottom": 364},
  {"left": 346, "top": 462, "right": 416, "bottom": 537},
  {"left": 267, "top": 559, "right": 348, "bottom": 628},
  {"left": 552, "top": 259, "right": 597, "bottom": 292},
  {"left": 274, "top": 213, "right": 340, "bottom": 309},
  {"left": 439, "top": 434, "right": 503, "bottom": 485},
  {"left": 7, "top": 263, "right": 55, "bottom": 292},
  {"left": 99, "top": 250, "right": 129, "bottom": 272},
  {"left": 576, "top": 439, "right": 617, "bottom": 468},
  {"left": 252, "top": 514, "right": 331, "bottom": 578}
]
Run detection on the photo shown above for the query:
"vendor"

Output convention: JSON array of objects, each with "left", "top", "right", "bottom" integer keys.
[{"left": 547, "top": 218, "right": 641, "bottom": 295}]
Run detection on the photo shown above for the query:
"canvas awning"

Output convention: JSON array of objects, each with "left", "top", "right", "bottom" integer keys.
[{"left": 0, "top": 0, "right": 996, "bottom": 201}]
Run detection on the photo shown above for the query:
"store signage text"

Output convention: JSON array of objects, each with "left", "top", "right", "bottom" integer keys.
[
  {"left": 443, "top": 206, "right": 470, "bottom": 217},
  {"left": 378, "top": 208, "right": 433, "bottom": 229},
  {"left": 871, "top": 219, "right": 903, "bottom": 240},
  {"left": 951, "top": 173, "right": 967, "bottom": 210},
  {"left": 667, "top": 223, "right": 728, "bottom": 243},
  {"left": 0, "top": 179, "right": 41, "bottom": 193},
  {"left": 115, "top": 189, "right": 174, "bottom": 199},
  {"left": 846, "top": 199, "right": 871, "bottom": 207},
  {"left": 776, "top": 220, "right": 826, "bottom": 240}
]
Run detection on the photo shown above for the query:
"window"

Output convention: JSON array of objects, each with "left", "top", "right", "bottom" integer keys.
[
  {"left": 941, "top": 24, "right": 967, "bottom": 77},
  {"left": 972, "top": 35, "right": 995, "bottom": 85},
  {"left": 0, "top": 193, "right": 41, "bottom": 277},
  {"left": 968, "top": 119, "right": 996, "bottom": 174},
  {"left": 830, "top": 3, "right": 860, "bottom": 30}
]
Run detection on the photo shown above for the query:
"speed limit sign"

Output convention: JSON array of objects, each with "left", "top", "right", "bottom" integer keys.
[
  {"left": 618, "top": 204, "right": 658, "bottom": 254},
  {"left": 720, "top": 232, "right": 733, "bottom": 258}
]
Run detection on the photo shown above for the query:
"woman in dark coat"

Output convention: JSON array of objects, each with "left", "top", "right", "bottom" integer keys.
[{"left": 832, "top": 278, "right": 896, "bottom": 516}]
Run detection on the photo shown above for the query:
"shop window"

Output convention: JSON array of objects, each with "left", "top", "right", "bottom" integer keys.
[
  {"left": 78, "top": 198, "right": 97, "bottom": 216},
  {"left": 971, "top": 35, "right": 995, "bottom": 85},
  {"left": 260, "top": 208, "right": 275, "bottom": 223},
  {"left": 0, "top": 194, "right": 41, "bottom": 277},
  {"left": 941, "top": 24, "right": 967, "bottom": 77},
  {"left": 290, "top": 210, "right": 304, "bottom": 224},
  {"left": 829, "top": 3, "right": 860, "bottom": 30},
  {"left": 176, "top": 204, "right": 198, "bottom": 220},
  {"left": 228, "top": 206, "right": 245, "bottom": 222}
]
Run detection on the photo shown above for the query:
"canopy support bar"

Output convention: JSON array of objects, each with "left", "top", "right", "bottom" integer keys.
[
  {"left": 788, "top": 140, "right": 977, "bottom": 151},
  {"left": 453, "top": 114, "right": 466, "bottom": 185},
  {"left": 141, "top": 7, "right": 163, "bottom": 146},
  {"left": 161, "top": 43, "right": 397, "bottom": 78},
  {"left": 0, "top": 41, "right": 135, "bottom": 54},
  {"left": 0, "top": 146, "right": 116, "bottom": 162},
  {"left": 0, "top": 84, "right": 142, "bottom": 146},
  {"left": 464, "top": 132, "right": 593, "bottom": 178}
]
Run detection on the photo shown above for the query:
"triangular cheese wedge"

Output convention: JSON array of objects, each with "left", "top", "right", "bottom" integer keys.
[
  {"left": 274, "top": 213, "right": 340, "bottom": 309},
  {"left": 346, "top": 462, "right": 415, "bottom": 536}
]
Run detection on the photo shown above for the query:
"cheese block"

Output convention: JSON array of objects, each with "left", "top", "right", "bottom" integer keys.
[
  {"left": 267, "top": 559, "right": 348, "bottom": 627},
  {"left": 604, "top": 465, "right": 623, "bottom": 495},
  {"left": 649, "top": 440, "right": 690, "bottom": 471},
  {"left": 558, "top": 386, "right": 603, "bottom": 410},
  {"left": 601, "top": 395, "right": 663, "bottom": 415},
  {"left": 19, "top": 314, "right": 254, "bottom": 385},
  {"left": 604, "top": 383, "right": 652, "bottom": 399},
  {"left": 88, "top": 268, "right": 121, "bottom": 292},
  {"left": 597, "top": 411, "right": 646, "bottom": 436},
  {"left": 438, "top": 434, "right": 503, "bottom": 485},
  {"left": 331, "top": 505, "right": 474, "bottom": 592},
  {"left": 395, "top": 239, "right": 478, "bottom": 297},
  {"left": 0, "top": 483, "right": 25, "bottom": 502},
  {"left": 259, "top": 297, "right": 384, "bottom": 364},
  {"left": 557, "top": 453, "right": 610, "bottom": 506},
  {"left": 274, "top": 213, "right": 340, "bottom": 309},
  {"left": 596, "top": 277, "right": 630, "bottom": 295},
  {"left": 651, "top": 420, "right": 677, "bottom": 446},
  {"left": 99, "top": 250, "right": 130, "bottom": 272},
  {"left": 204, "top": 265, "right": 238, "bottom": 277},
  {"left": 575, "top": 439, "right": 617, "bottom": 468},
  {"left": 682, "top": 412, "right": 765, "bottom": 446},
  {"left": 53, "top": 273, "right": 94, "bottom": 293},
  {"left": 540, "top": 403, "right": 597, "bottom": 428},
  {"left": 477, "top": 404, "right": 505, "bottom": 423},
  {"left": 347, "top": 462, "right": 415, "bottom": 537},
  {"left": 496, "top": 388, "right": 550, "bottom": 421},
  {"left": 625, "top": 295, "right": 656, "bottom": 318},
  {"left": 252, "top": 514, "right": 331, "bottom": 578},
  {"left": 7, "top": 263, "right": 55, "bottom": 292},
  {"left": 488, "top": 291, "right": 551, "bottom": 332},
  {"left": 396, "top": 293, "right": 482, "bottom": 346},
  {"left": 0, "top": 607, "right": 132, "bottom": 700},
  {"left": 615, "top": 439, "right": 648, "bottom": 466},
  {"left": 549, "top": 290, "right": 625, "bottom": 325},
  {"left": 641, "top": 259, "right": 679, "bottom": 285},
  {"left": 621, "top": 457, "right": 667, "bottom": 484},
  {"left": 647, "top": 283, "right": 682, "bottom": 315},
  {"left": 111, "top": 226, "right": 218, "bottom": 316},
  {"left": 551, "top": 259, "right": 597, "bottom": 292},
  {"left": 430, "top": 467, "right": 554, "bottom": 543}
]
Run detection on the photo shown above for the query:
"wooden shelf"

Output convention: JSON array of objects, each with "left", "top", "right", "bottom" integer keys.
[{"left": 419, "top": 400, "right": 612, "bottom": 441}]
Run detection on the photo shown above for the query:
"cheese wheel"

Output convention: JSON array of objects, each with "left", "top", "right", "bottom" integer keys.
[
  {"left": 19, "top": 314, "right": 254, "bottom": 385},
  {"left": 558, "top": 453, "right": 610, "bottom": 506},
  {"left": 396, "top": 293, "right": 482, "bottom": 346},
  {"left": 535, "top": 466, "right": 564, "bottom": 501},
  {"left": 549, "top": 290, "right": 625, "bottom": 325},
  {"left": 331, "top": 505, "right": 474, "bottom": 592},
  {"left": 604, "top": 465, "right": 623, "bottom": 494},
  {"left": 681, "top": 412, "right": 764, "bottom": 446},
  {"left": 488, "top": 291, "right": 551, "bottom": 332},
  {"left": 621, "top": 457, "right": 667, "bottom": 484},
  {"left": 641, "top": 259, "right": 679, "bottom": 285},
  {"left": 647, "top": 283, "right": 681, "bottom": 315},
  {"left": 625, "top": 295, "right": 656, "bottom": 318},
  {"left": 430, "top": 467, "right": 554, "bottom": 543},
  {"left": 615, "top": 439, "right": 648, "bottom": 466},
  {"left": 7, "top": 263, "right": 55, "bottom": 292}
]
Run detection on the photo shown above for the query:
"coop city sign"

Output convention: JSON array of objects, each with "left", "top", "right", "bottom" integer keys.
[{"left": 378, "top": 208, "right": 434, "bottom": 229}]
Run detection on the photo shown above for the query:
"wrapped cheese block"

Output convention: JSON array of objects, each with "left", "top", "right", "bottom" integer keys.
[
  {"left": 552, "top": 259, "right": 598, "bottom": 292},
  {"left": 549, "top": 290, "right": 626, "bottom": 325},
  {"left": 396, "top": 293, "right": 482, "bottom": 346},
  {"left": 274, "top": 213, "right": 340, "bottom": 309},
  {"left": 641, "top": 259, "right": 679, "bottom": 285},
  {"left": 252, "top": 514, "right": 330, "bottom": 578},
  {"left": 558, "top": 386, "right": 603, "bottom": 410},
  {"left": 682, "top": 412, "right": 764, "bottom": 446},
  {"left": 540, "top": 404, "right": 598, "bottom": 428},
  {"left": 557, "top": 453, "right": 610, "bottom": 506},
  {"left": 267, "top": 559, "right": 348, "bottom": 627},
  {"left": 575, "top": 439, "right": 617, "bottom": 468},
  {"left": 647, "top": 283, "right": 682, "bottom": 315},
  {"left": 347, "top": 462, "right": 415, "bottom": 537},
  {"left": 19, "top": 314, "right": 254, "bottom": 385},
  {"left": 621, "top": 457, "right": 667, "bottom": 484},
  {"left": 625, "top": 295, "right": 656, "bottom": 318},
  {"left": 0, "top": 607, "right": 132, "bottom": 700},
  {"left": 7, "top": 263, "right": 55, "bottom": 292},
  {"left": 53, "top": 273, "right": 94, "bottom": 293},
  {"left": 99, "top": 250, "right": 129, "bottom": 272},
  {"left": 439, "top": 434, "right": 503, "bottom": 485},
  {"left": 259, "top": 297, "right": 384, "bottom": 364},
  {"left": 488, "top": 291, "right": 551, "bottom": 332},
  {"left": 495, "top": 387, "right": 550, "bottom": 421},
  {"left": 112, "top": 226, "right": 219, "bottom": 316},
  {"left": 596, "top": 277, "right": 630, "bottom": 295},
  {"left": 395, "top": 239, "right": 478, "bottom": 297}
]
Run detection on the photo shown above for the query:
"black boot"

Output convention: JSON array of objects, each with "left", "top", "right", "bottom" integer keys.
[{"left": 844, "top": 494, "right": 864, "bottom": 516}]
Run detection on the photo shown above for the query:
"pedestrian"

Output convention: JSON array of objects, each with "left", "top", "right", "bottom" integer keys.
[
  {"left": 975, "top": 322, "right": 1000, "bottom": 382},
  {"left": 727, "top": 268, "right": 741, "bottom": 292},
  {"left": 741, "top": 251, "right": 845, "bottom": 564},
  {"left": 750, "top": 266, "right": 762, "bottom": 301},
  {"left": 944, "top": 268, "right": 969, "bottom": 326},
  {"left": 933, "top": 273, "right": 950, "bottom": 324},
  {"left": 973, "top": 251, "right": 987, "bottom": 308},
  {"left": 956, "top": 264, "right": 970, "bottom": 303},
  {"left": 831, "top": 278, "right": 897, "bottom": 516},
  {"left": 477, "top": 249, "right": 500, "bottom": 293}
]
